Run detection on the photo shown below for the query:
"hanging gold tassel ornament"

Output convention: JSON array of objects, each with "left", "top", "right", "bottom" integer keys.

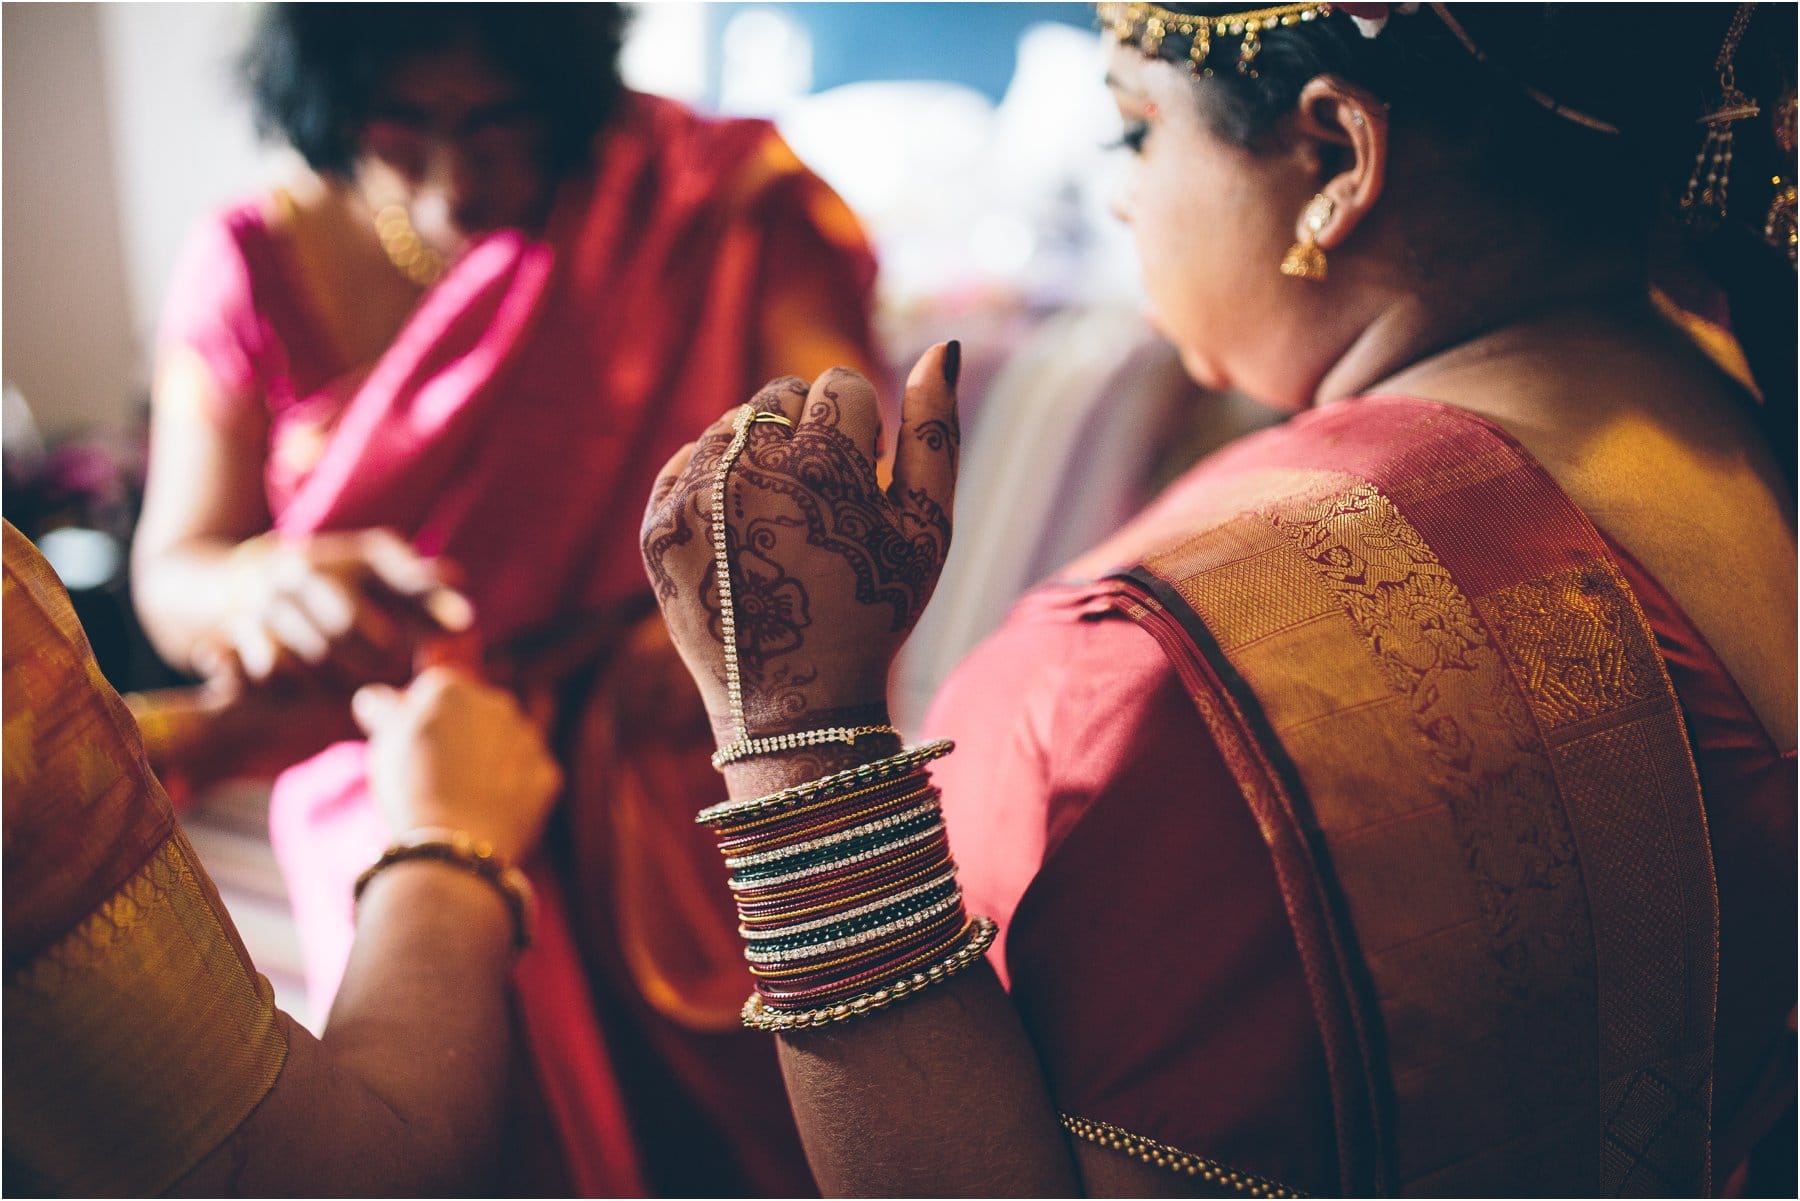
[
  {"left": 1279, "top": 193, "right": 1335, "bottom": 281},
  {"left": 1681, "top": 4, "right": 1760, "bottom": 227}
]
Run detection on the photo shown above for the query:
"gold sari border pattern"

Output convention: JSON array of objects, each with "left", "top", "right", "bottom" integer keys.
[
  {"left": 1060, "top": 1112, "right": 1303, "bottom": 1196},
  {"left": 4, "top": 828, "right": 288, "bottom": 1196}
]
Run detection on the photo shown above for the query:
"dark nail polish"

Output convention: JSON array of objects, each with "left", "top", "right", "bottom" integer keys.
[{"left": 942, "top": 340, "right": 962, "bottom": 389}]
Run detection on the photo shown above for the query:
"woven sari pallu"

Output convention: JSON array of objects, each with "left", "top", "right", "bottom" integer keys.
[{"left": 1109, "top": 398, "right": 1719, "bottom": 1196}]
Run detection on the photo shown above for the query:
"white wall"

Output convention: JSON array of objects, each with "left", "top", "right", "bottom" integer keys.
[
  {"left": 3, "top": 4, "right": 144, "bottom": 438},
  {"left": 97, "top": 3, "right": 288, "bottom": 355}
]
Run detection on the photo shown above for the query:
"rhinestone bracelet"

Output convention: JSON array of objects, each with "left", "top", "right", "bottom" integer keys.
[
  {"left": 722, "top": 800, "right": 944, "bottom": 869},
  {"left": 741, "top": 870, "right": 959, "bottom": 939},
  {"left": 712, "top": 723, "right": 900, "bottom": 770}
]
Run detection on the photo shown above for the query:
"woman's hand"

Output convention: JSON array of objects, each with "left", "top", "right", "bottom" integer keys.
[
  {"left": 208, "top": 528, "right": 474, "bottom": 689},
  {"left": 639, "top": 347, "right": 960, "bottom": 745},
  {"left": 353, "top": 667, "right": 562, "bottom": 864}
]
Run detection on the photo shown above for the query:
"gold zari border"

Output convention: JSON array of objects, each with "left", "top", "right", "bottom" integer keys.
[
  {"left": 1061, "top": 1112, "right": 1303, "bottom": 1196},
  {"left": 1131, "top": 429, "right": 1714, "bottom": 1193},
  {"left": 4, "top": 829, "right": 288, "bottom": 1196}
]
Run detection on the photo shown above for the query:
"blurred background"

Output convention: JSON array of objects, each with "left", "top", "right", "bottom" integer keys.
[{"left": 2, "top": 2, "right": 1273, "bottom": 1026}]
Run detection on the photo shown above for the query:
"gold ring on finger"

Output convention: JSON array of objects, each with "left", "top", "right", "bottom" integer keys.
[{"left": 749, "top": 412, "right": 794, "bottom": 430}]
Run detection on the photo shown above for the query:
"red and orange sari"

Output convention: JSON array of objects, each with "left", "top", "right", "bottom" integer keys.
[
  {"left": 931, "top": 397, "right": 1794, "bottom": 1195},
  {"left": 160, "top": 91, "right": 878, "bottom": 1195}
]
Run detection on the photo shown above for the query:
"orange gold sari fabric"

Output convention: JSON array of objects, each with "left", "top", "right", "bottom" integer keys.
[
  {"left": 3, "top": 521, "right": 287, "bottom": 1195},
  {"left": 1109, "top": 399, "right": 1718, "bottom": 1194}
]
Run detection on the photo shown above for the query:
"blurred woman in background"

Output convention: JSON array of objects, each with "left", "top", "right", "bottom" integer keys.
[{"left": 131, "top": 4, "right": 877, "bottom": 1192}]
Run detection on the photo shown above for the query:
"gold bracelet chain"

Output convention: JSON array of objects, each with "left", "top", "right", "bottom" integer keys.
[{"left": 708, "top": 405, "right": 898, "bottom": 771}]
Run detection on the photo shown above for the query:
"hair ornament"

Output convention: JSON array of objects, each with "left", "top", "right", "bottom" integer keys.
[
  {"left": 1098, "top": 3, "right": 1338, "bottom": 79},
  {"left": 1429, "top": 4, "right": 1619, "bottom": 135}
]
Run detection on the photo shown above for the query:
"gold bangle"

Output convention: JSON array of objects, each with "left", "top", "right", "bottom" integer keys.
[
  {"left": 353, "top": 827, "right": 535, "bottom": 950},
  {"left": 712, "top": 773, "right": 930, "bottom": 838},
  {"left": 696, "top": 740, "right": 954, "bottom": 828}
]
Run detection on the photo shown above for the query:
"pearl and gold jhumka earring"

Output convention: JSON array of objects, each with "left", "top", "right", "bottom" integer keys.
[{"left": 1280, "top": 194, "right": 1336, "bottom": 281}]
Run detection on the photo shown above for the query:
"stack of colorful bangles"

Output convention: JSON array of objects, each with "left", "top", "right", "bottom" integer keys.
[{"left": 697, "top": 739, "right": 997, "bottom": 1032}]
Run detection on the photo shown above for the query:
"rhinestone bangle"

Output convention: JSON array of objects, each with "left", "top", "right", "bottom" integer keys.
[
  {"left": 741, "top": 916, "right": 998, "bottom": 1031},
  {"left": 742, "top": 892, "right": 966, "bottom": 964}
]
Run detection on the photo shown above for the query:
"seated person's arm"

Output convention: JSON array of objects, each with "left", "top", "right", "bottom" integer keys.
[
  {"left": 4, "top": 524, "right": 556, "bottom": 1196},
  {"left": 131, "top": 345, "right": 276, "bottom": 677},
  {"left": 168, "top": 670, "right": 560, "bottom": 1197}
]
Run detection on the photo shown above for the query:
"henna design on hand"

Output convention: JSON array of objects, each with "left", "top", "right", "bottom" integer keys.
[
  {"left": 708, "top": 517, "right": 812, "bottom": 674},
  {"left": 642, "top": 496, "right": 697, "bottom": 601},
  {"left": 641, "top": 359, "right": 957, "bottom": 773},
  {"left": 730, "top": 382, "right": 949, "bottom": 634},
  {"left": 912, "top": 416, "right": 959, "bottom": 454}
]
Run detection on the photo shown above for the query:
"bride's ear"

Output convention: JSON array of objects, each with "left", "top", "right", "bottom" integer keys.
[{"left": 1290, "top": 77, "right": 1388, "bottom": 251}]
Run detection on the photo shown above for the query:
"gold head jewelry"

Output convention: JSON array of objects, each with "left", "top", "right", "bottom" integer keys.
[
  {"left": 1280, "top": 193, "right": 1334, "bottom": 280},
  {"left": 1097, "top": 2, "right": 1334, "bottom": 78},
  {"left": 373, "top": 203, "right": 445, "bottom": 288},
  {"left": 1100, "top": 2, "right": 1626, "bottom": 136}
]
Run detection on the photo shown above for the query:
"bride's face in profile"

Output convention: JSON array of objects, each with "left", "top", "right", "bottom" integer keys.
[{"left": 1106, "top": 45, "right": 1324, "bottom": 408}]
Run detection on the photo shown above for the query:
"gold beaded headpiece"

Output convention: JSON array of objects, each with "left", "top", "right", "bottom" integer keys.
[
  {"left": 1097, "top": 2, "right": 1335, "bottom": 79},
  {"left": 1096, "top": 2, "right": 1617, "bottom": 132}
]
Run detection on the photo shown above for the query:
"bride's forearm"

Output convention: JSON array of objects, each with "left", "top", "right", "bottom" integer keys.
[{"left": 776, "top": 966, "right": 1079, "bottom": 1196}]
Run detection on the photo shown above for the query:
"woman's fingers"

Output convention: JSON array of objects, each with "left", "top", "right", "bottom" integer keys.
[
  {"left": 891, "top": 341, "right": 961, "bottom": 520},
  {"left": 803, "top": 367, "right": 883, "bottom": 474},
  {"left": 351, "top": 682, "right": 405, "bottom": 737},
  {"left": 357, "top": 528, "right": 444, "bottom": 599},
  {"left": 749, "top": 375, "right": 810, "bottom": 426},
  {"left": 646, "top": 441, "right": 697, "bottom": 520},
  {"left": 291, "top": 571, "right": 402, "bottom": 681}
]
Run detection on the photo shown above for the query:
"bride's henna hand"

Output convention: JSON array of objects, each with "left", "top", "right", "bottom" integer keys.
[{"left": 640, "top": 347, "right": 960, "bottom": 772}]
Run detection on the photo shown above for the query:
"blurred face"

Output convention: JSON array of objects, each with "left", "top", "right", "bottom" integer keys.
[
  {"left": 1106, "top": 46, "right": 1321, "bottom": 407},
  {"left": 353, "top": 43, "right": 552, "bottom": 256}
]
